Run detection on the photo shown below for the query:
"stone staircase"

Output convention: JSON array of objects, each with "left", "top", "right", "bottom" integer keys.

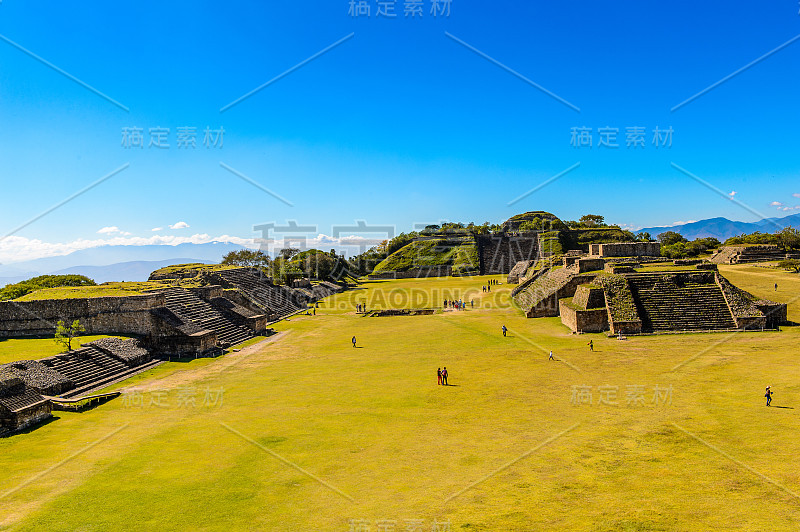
[
  {"left": 709, "top": 245, "right": 787, "bottom": 264},
  {"left": 218, "top": 269, "right": 307, "bottom": 319},
  {"left": 513, "top": 267, "right": 575, "bottom": 311},
  {"left": 161, "top": 287, "right": 255, "bottom": 346},
  {"left": 39, "top": 346, "right": 161, "bottom": 398},
  {"left": 626, "top": 275, "right": 736, "bottom": 331}
]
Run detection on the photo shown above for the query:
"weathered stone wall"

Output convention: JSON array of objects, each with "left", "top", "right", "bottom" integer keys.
[
  {"left": 604, "top": 263, "right": 636, "bottom": 274},
  {"left": 187, "top": 286, "right": 223, "bottom": 301},
  {"left": 219, "top": 289, "right": 276, "bottom": 321},
  {"left": 0, "top": 400, "right": 52, "bottom": 432},
  {"left": 478, "top": 233, "right": 540, "bottom": 275},
  {"left": 576, "top": 258, "right": 606, "bottom": 273},
  {"left": 592, "top": 242, "right": 661, "bottom": 258},
  {"left": 209, "top": 297, "right": 268, "bottom": 333},
  {"left": 572, "top": 285, "right": 606, "bottom": 310},
  {"left": 755, "top": 302, "right": 787, "bottom": 329},
  {"left": 0, "top": 293, "right": 165, "bottom": 338},
  {"left": 559, "top": 299, "right": 608, "bottom": 333},
  {"left": 524, "top": 273, "right": 600, "bottom": 318}
]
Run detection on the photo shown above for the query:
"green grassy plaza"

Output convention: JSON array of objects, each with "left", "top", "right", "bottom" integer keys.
[{"left": 0, "top": 265, "right": 798, "bottom": 530}]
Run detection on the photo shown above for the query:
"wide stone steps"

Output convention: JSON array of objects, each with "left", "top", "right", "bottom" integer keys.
[
  {"left": 161, "top": 287, "right": 256, "bottom": 347},
  {"left": 218, "top": 269, "right": 306, "bottom": 319},
  {"left": 633, "top": 286, "right": 736, "bottom": 331},
  {"left": 43, "top": 347, "right": 132, "bottom": 389}
]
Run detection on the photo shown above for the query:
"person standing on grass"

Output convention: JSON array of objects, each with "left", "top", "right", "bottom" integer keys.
[
  {"left": 437, "top": 367, "right": 442, "bottom": 385},
  {"left": 765, "top": 386, "right": 773, "bottom": 406},
  {"left": 352, "top": 336, "right": 357, "bottom": 348},
  {"left": 442, "top": 367, "right": 448, "bottom": 385},
  {"left": 502, "top": 325, "right": 507, "bottom": 337},
  {"left": 549, "top": 350, "right": 554, "bottom": 361},
  {"left": 775, "top": 283, "right": 778, "bottom": 291},
  {"left": 587, "top": 340, "right": 593, "bottom": 352}
]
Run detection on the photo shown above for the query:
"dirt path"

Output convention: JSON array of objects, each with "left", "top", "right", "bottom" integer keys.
[{"left": 120, "top": 331, "right": 292, "bottom": 393}]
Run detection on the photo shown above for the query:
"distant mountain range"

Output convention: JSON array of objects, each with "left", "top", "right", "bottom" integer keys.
[
  {"left": 638, "top": 213, "right": 800, "bottom": 241},
  {"left": 0, "top": 243, "right": 250, "bottom": 286}
]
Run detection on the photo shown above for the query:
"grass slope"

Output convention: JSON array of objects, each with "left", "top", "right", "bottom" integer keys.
[
  {"left": 373, "top": 238, "right": 479, "bottom": 275},
  {"left": 0, "top": 269, "right": 798, "bottom": 530}
]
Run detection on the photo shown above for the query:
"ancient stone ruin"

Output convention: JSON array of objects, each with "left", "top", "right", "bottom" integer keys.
[
  {"left": 0, "top": 267, "right": 345, "bottom": 360},
  {"left": 589, "top": 242, "right": 662, "bottom": 258},
  {"left": 709, "top": 245, "right": 798, "bottom": 264},
  {"left": 513, "top": 257, "right": 787, "bottom": 334}
]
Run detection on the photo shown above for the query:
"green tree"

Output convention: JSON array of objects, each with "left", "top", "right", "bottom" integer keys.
[
  {"left": 279, "top": 248, "right": 301, "bottom": 260},
  {"left": 778, "top": 226, "right": 800, "bottom": 250},
  {"left": 55, "top": 319, "right": 85, "bottom": 353},
  {"left": 579, "top": 214, "right": 606, "bottom": 227},
  {"left": 221, "top": 250, "right": 271, "bottom": 268},
  {"left": 657, "top": 231, "right": 688, "bottom": 246}
]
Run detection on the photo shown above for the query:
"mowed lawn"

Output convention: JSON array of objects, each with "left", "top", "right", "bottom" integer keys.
[{"left": 0, "top": 270, "right": 799, "bottom": 530}]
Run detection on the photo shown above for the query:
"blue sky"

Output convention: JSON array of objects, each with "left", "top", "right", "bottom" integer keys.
[{"left": 1, "top": 0, "right": 799, "bottom": 262}]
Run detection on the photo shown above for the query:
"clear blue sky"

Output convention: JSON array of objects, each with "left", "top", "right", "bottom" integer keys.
[{"left": 1, "top": 0, "right": 799, "bottom": 261}]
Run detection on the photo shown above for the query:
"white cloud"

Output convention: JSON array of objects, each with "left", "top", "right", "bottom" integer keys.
[
  {"left": 169, "top": 221, "right": 190, "bottom": 229},
  {"left": 728, "top": 191, "right": 737, "bottom": 198},
  {"left": 668, "top": 220, "right": 696, "bottom": 227},
  {"left": 151, "top": 227, "right": 163, "bottom": 232},
  {"left": 0, "top": 234, "right": 258, "bottom": 264},
  {"left": 793, "top": 193, "right": 800, "bottom": 199},
  {"left": 97, "top": 226, "right": 121, "bottom": 234},
  {"left": 770, "top": 201, "right": 784, "bottom": 207}
]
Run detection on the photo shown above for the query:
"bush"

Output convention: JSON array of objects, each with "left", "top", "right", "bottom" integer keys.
[
  {"left": 778, "top": 259, "right": 800, "bottom": 273},
  {"left": 0, "top": 275, "right": 96, "bottom": 301}
]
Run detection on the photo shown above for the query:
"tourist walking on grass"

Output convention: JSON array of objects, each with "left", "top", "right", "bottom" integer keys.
[
  {"left": 765, "top": 386, "right": 773, "bottom": 406},
  {"left": 587, "top": 340, "right": 593, "bottom": 352},
  {"left": 442, "top": 367, "right": 448, "bottom": 385},
  {"left": 437, "top": 368, "right": 442, "bottom": 385},
  {"left": 352, "top": 336, "right": 357, "bottom": 348},
  {"left": 549, "top": 350, "right": 554, "bottom": 361},
  {"left": 502, "top": 325, "right": 507, "bottom": 337}
]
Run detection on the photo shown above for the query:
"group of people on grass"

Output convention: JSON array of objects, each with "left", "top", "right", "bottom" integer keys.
[
  {"left": 356, "top": 303, "right": 367, "bottom": 313},
  {"left": 445, "top": 299, "right": 472, "bottom": 310},
  {"left": 482, "top": 279, "right": 499, "bottom": 292},
  {"left": 437, "top": 367, "right": 449, "bottom": 385}
]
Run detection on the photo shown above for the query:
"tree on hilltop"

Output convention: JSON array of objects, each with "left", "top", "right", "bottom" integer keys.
[
  {"left": 221, "top": 250, "right": 270, "bottom": 268},
  {"left": 657, "top": 231, "right": 687, "bottom": 246},
  {"left": 778, "top": 226, "right": 800, "bottom": 250},
  {"left": 579, "top": 214, "right": 606, "bottom": 227}
]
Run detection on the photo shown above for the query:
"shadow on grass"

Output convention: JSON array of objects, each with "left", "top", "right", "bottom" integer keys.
[
  {"left": 1, "top": 415, "right": 61, "bottom": 438},
  {"left": 772, "top": 405, "right": 794, "bottom": 409}
]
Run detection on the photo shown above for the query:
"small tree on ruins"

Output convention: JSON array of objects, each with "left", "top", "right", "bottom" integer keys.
[{"left": 55, "top": 319, "right": 85, "bottom": 353}]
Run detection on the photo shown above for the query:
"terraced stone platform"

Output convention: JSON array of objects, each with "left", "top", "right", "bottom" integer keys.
[
  {"left": 217, "top": 268, "right": 309, "bottom": 320},
  {"left": 160, "top": 287, "right": 256, "bottom": 346}
]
